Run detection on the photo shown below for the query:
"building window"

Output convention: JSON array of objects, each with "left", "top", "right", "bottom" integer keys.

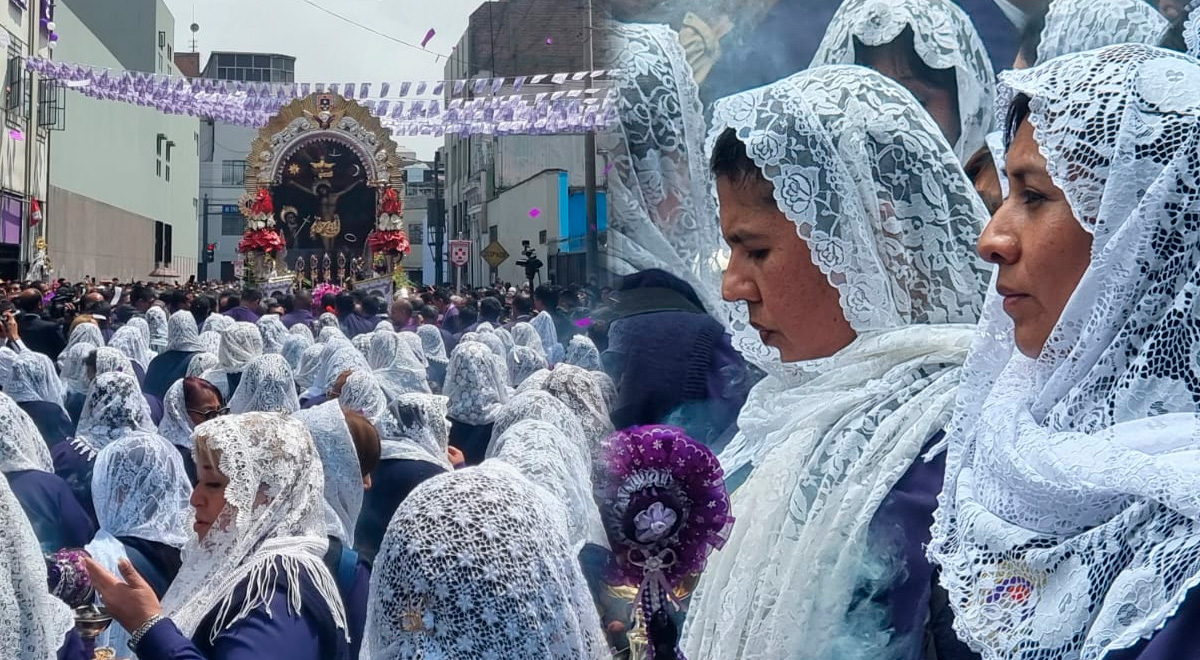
[
  {"left": 220, "top": 261, "right": 235, "bottom": 282},
  {"left": 165, "top": 164, "right": 170, "bottom": 182},
  {"left": 538, "top": 230, "right": 547, "bottom": 245},
  {"left": 221, "top": 212, "right": 244, "bottom": 235},
  {"left": 222, "top": 160, "right": 246, "bottom": 186},
  {"left": 408, "top": 223, "right": 424, "bottom": 245},
  {"left": 488, "top": 225, "right": 498, "bottom": 243}
]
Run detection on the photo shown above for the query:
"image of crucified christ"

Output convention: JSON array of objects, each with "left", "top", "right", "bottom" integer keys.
[{"left": 288, "top": 178, "right": 364, "bottom": 253}]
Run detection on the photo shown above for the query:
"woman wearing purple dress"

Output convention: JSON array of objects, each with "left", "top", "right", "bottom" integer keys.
[
  {"left": 85, "top": 413, "right": 349, "bottom": 660},
  {"left": 930, "top": 45, "right": 1200, "bottom": 660},
  {"left": 0, "top": 393, "right": 94, "bottom": 552}
]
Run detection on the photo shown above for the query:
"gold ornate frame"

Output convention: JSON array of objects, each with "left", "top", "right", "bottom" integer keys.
[{"left": 242, "top": 93, "right": 406, "bottom": 195}]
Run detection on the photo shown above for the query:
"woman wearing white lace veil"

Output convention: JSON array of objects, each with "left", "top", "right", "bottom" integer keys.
[
  {"left": 8, "top": 350, "right": 73, "bottom": 447},
  {"left": 59, "top": 342, "right": 94, "bottom": 425},
  {"left": 681, "top": 65, "right": 989, "bottom": 660},
  {"left": 294, "top": 343, "right": 324, "bottom": 393},
  {"left": 564, "top": 334, "right": 603, "bottom": 371},
  {"left": 145, "top": 310, "right": 207, "bottom": 400},
  {"left": 200, "top": 312, "right": 231, "bottom": 335},
  {"left": 445, "top": 341, "right": 509, "bottom": 465},
  {"left": 0, "top": 392, "right": 94, "bottom": 553},
  {"left": 366, "top": 331, "right": 431, "bottom": 401},
  {"left": 200, "top": 321, "right": 263, "bottom": 401},
  {"left": 473, "top": 331, "right": 513, "bottom": 386},
  {"left": 256, "top": 314, "right": 289, "bottom": 355},
  {"left": 510, "top": 344, "right": 548, "bottom": 387},
  {"left": 929, "top": 44, "right": 1200, "bottom": 660},
  {"left": 604, "top": 22, "right": 726, "bottom": 315},
  {"left": 351, "top": 332, "right": 372, "bottom": 356},
  {"left": 538, "top": 364, "right": 614, "bottom": 460},
  {"left": 414, "top": 324, "right": 448, "bottom": 392},
  {"left": 53, "top": 371, "right": 158, "bottom": 521},
  {"left": 281, "top": 334, "right": 311, "bottom": 372},
  {"left": 84, "top": 413, "right": 349, "bottom": 659},
  {"left": 531, "top": 310, "right": 565, "bottom": 364},
  {"left": 289, "top": 322, "right": 314, "bottom": 343},
  {"left": 0, "top": 473, "right": 78, "bottom": 660},
  {"left": 317, "top": 312, "right": 340, "bottom": 333},
  {"left": 302, "top": 340, "right": 369, "bottom": 408},
  {"left": 227, "top": 354, "right": 300, "bottom": 415},
  {"left": 335, "top": 370, "right": 390, "bottom": 424},
  {"left": 185, "top": 352, "right": 217, "bottom": 379},
  {"left": 364, "top": 464, "right": 608, "bottom": 660},
  {"left": 91, "top": 346, "right": 136, "bottom": 380},
  {"left": 355, "top": 393, "right": 452, "bottom": 562},
  {"left": 812, "top": 0, "right": 996, "bottom": 164},
  {"left": 487, "top": 419, "right": 606, "bottom": 552},
  {"left": 293, "top": 402, "right": 376, "bottom": 659},
  {"left": 145, "top": 306, "right": 169, "bottom": 353},
  {"left": 1034, "top": 0, "right": 1167, "bottom": 65},
  {"left": 110, "top": 324, "right": 152, "bottom": 372},
  {"left": 198, "top": 330, "right": 221, "bottom": 355},
  {"left": 398, "top": 330, "right": 427, "bottom": 363},
  {"left": 87, "top": 431, "right": 191, "bottom": 654},
  {"left": 158, "top": 376, "right": 226, "bottom": 485},
  {"left": 510, "top": 321, "right": 546, "bottom": 358},
  {"left": 128, "top": 316, "right": 152, "bottom": 351},
  {"left": 65, "top": 321, "right": 105, "bottom": 354}
]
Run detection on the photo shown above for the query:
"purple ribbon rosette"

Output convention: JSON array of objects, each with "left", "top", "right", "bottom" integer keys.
[
  {"left": 599, "top": 425, "right": 733, "bottom": 660},
  {"left": 45, "top": 547, "right": 94, "bottom": 607}
]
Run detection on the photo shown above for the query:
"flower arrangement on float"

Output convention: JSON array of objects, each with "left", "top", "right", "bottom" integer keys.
[
  {"left": 237, "top": 188, "right": 286, "bottom": 256},
  {"left": 367, "top": 187, "right": 411, "bottom": 257},
  {"left": 311, "top": 282, "right": 343, "bottom": 312}
]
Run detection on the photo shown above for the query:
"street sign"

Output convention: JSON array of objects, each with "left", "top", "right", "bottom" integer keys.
[
  {"left": 450, "top": 240, "right": 471, "bottom": 267},
  {"left": 221, "top": 204, "right": 239, "bottom": 214},
  {"left": 480, "top": 240, "right": 510, "bottom": 269},
  {"left": 233, "top": 258, "right": 245, "bottom": 279}
]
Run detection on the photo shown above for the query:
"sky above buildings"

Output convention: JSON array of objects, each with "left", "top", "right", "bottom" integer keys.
[{"left": 163, "top": 0, "right": 484, "bottom": 158}]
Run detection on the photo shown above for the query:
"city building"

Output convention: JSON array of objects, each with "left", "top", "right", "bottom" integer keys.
[
  {"left": 46, "top": 0, "right": 200, "bottom": 282},
  {"left": 443, "top": 0, "right": 607, "bottom": 288},
  {"left": 0, "top": 0, "right": 57, "bottom": 278},
  {"left": 188, "top": 50, "right": 297, "bottom": 282}
]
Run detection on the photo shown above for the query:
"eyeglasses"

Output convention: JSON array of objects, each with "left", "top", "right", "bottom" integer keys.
[{"left": 187, "top": 407, "right": 229, "bottom": 421}]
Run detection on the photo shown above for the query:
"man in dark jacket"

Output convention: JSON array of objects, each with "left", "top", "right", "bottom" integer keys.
[{"left": 15, "top": 288, "right": 65, "bottom": 360}]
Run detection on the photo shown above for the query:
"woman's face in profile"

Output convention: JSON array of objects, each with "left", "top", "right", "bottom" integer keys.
[
  {"left": 976, "top": 119, "right": 1092, "bottom": 358},
  {"left": 717, "top": 175, "right": 856, "bottom": 363}
]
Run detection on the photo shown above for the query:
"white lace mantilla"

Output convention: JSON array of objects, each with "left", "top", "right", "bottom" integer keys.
[
  {"left": 811, "top": 0, "right": 996, "bottom": 163},
  {"left": 929, "top": 45, "right": 1200, "bottom": 660},
  {"left": 364, "top": 464, "right": 607, "bottom": 659}
]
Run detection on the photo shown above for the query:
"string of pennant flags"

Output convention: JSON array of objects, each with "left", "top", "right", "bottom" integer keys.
[
  {"left": 24, "top": 57, "right": 616, "bottom": 135},
  {"left": 26, "top": 57, "right": 610, "bottom": 98}
]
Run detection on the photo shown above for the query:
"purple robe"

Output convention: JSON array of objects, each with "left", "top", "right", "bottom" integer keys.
[
  {"left": 134, "top": 562, "right": 349, "bottom": 660},
  {"left": 354, "top": 458, "right": 447, "bottom": 562},
  {"left": 51, "top": 440, "right": 97, "bottom": 524},
  {"left": 144, "top": 350, "right": 202, "bottom": 400},
  {"left": 19, "top": 400, "right": 75, "bottom": 448},
  {"left": 447, "top": 419, "right": 492, "bottom": 467},
  {"left": 338, "top": 313, "right": 376, "bottom": 340},
  {"left": 5, "top": 469, "right": 95, "bottom": 552},
  {"left": 222, "top": 306, "right": 260, "bottom": 323},
  {"left": 280, "top": 310, "right": 315, "bottom": 330}
]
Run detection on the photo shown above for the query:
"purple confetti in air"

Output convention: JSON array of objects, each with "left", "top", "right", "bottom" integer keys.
[
  {"left": 604, "top": 162, "right": 614, "bottom": 175},
  {"left": 421, "top": 29, "right": 436, "bottom": 48},
  {"left": 528, "top": 207, "right": 541, "bottom": 218},
  {"left": 545, "top": 37, "right": 553, "bottom": 45}
]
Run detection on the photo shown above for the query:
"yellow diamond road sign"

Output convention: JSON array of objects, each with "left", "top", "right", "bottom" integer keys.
[{"left": 481, "top": 241, "right": 510, "bottom": 269}]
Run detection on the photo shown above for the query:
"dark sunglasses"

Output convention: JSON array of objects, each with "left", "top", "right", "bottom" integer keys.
[{"left": 187, "top": 406, "right": 229, "bottom": 421}]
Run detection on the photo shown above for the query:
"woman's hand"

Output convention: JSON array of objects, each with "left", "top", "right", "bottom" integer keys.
[
  {"left": 83, "top": 557, "right": 163, "bottom": 632},
  {"left": 446, "top": 446, "right": 465, "bottom": 468}
]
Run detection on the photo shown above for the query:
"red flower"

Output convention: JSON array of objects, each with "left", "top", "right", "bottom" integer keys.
[
  {"left": 379, "top": 187, "right": 403, "bottom": 216},
  {"left": 237, "top": 229, "right": 286, "bottom": 254},
  {"left": 250, "top": 188, "right": 274, "bottom": 216},
  {"left": 367, "top": 229, "right": 411, "bottom": 255}
]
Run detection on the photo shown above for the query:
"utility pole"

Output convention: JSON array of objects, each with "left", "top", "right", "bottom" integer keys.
[
  {"left": 22, "top": 7, "right": 40, "bottom": 276},
  {"left": 583, "top": 0, "right": 600, "bottom": 285},
  {"left": 432, "top": 150, "right": 445, "bottom": 285}
]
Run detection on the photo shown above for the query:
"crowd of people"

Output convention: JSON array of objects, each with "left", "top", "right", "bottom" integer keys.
[{"left": 8, "top": 0, "right": 1200, "bottom": 659}]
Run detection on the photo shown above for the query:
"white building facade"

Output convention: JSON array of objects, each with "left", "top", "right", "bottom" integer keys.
[{"left": 46, "top": 0, "right": 199, "bottom": 282}]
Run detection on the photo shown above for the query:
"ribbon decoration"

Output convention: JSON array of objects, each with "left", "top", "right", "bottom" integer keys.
[{"left": 23, "top": 57, "right": 616, "bottom": 135}]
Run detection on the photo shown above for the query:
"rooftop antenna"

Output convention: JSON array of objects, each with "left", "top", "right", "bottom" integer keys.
[{"left": 189, "top": 21, "right": 199, "bottom": 52}]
